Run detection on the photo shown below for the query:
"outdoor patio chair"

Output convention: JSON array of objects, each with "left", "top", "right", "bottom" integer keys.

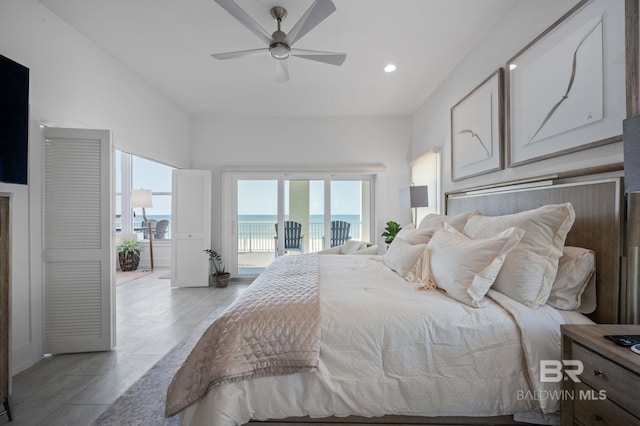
[
  {"left": 274, "top": 221, "right": 304, "bottom": 255},
  {"left": 154, "top": 219, "right": 170, "bottom": 239},
  {"left": 330, "top": 220, "right": 351, "bottom": 247},
  {"left": 141, "top": 219, "right": 157, "bottom": 240}
]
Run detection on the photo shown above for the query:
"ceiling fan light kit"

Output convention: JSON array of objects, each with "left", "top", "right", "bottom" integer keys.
[
  {"left": 212, "top": 0, "right": 347, "bottom": 82},
  {"left": 270, "top": 43, "right": 290, "bottom": 60}
]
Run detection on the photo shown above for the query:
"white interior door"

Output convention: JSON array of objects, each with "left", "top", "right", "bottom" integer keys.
[
  {"left": 171, "top": 169, "right": 211, "bottom": 287},
  {"left": 43, "top": 128, "right": 114, "bottom": 354}
]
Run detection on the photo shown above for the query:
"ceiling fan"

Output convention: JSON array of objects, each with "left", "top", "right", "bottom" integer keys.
[{"left": 211, "top": 0, "right": 347, "bottom": 82}]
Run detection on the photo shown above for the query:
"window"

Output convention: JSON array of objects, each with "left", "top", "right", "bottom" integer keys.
[
  {"left": 228, "top": 172, "right": 376, "bottom": 276},
  {"left": 115, "top": 150, "right": 174, "bottom": 240}
]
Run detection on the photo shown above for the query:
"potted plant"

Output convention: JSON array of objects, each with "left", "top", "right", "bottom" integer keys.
[
  {"left": 117, "top": 239, "right": 143, "bottom": 272},
  {"left": 204, "top": 249, "right": 231, "bottom": 288},
  {"left": 381, "top": 221, "right": 402, "bottom": 245}
]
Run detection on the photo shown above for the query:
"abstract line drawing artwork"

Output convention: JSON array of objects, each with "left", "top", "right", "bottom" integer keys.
[
  {"left": 506, "top": 0, "right": 626, "bottom": 167},
  {"left": 527, "top": 20, "right": 602, "bottom": 144},
  {"left": 454, "top": 93, "right": 492, "bottom": 168},
  {"left": 458, "top": 129, "right": 490, "bottom": 157},
  {"left": 451, "top": 69, "right": 503, "bottom": 181},
  {"left": 523, "top": 16, "right": 603, "bottom": 146}
]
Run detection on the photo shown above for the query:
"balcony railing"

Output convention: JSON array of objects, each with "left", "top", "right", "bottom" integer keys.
[
  {"left": 238, "top": 220, "right": 363, "bottom": 253},
  {"left": 115, "top": 218, "right": 172, "bottom": 240}
]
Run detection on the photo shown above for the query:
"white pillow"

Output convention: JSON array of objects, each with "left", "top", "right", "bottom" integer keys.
[
  {"left": 462, "top": 203, "right": 575, "bottom": 308},
  {"left": 352, "top": 244, "right": 378, "bottom": 255},
  {"left": 384, "top": 238, "right": 427, "bottom": 278},
  {"left": 547, "top": 246, "right": 596, "bottom": 312},
  {"left": 396, "top": 224, "right": 439, "bottom": 245},
  {"left": 428, "top": 224, "right": 524, "bottom": 307},
  {"left": 405, "top": 247, "right": 433, "bottom": 288},
  {"left": 341, "top": 240, "right": 366, "bottom": 254},
  {"left": 418, "top": 210, "right": 480, "bottom": 232}
]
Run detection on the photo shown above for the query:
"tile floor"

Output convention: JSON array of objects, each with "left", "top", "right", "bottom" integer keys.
[{"left": 0, "top": 268, "right": 248, "bottom": 426}]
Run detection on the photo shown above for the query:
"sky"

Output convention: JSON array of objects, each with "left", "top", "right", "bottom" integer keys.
[{"left": 238, "top": 179, "right": 362, "bottom": 216}]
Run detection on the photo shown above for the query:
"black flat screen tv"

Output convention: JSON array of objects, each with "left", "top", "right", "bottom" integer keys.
[{"left": 0, "top": 54, "right": 29, "bottom": 185}]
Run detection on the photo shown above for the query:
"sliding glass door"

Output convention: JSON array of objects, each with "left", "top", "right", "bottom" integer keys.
[
  {"left": 331, "top": 180, "right": 372, "bottom": 246},
  {"left": 230, "top": 173, "right": 375, "bottom": 277},
  {"left": 237, "top": 180, "right": 278, "bottom": 275},
  {"left": 284, "top": 179, "right": 325, "bottom": 254}
]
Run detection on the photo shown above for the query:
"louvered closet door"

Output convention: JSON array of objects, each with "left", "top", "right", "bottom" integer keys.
[{"left": 43, "top": 128, "right": 114, "bottom": 354}]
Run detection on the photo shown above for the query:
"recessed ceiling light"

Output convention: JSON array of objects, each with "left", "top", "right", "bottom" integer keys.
[{"left": 384, "top": 64, "right": 396, "bottom": 73}]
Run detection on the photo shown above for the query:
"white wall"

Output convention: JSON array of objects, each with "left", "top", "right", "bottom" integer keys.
[
  {"left": 190, "top": 115, "right": 412, "bottom": 252},
  {"left": 0, "top": 0, "right": 191, "bottom": 373},
  {"left": 410, "top": 0, "right": 624, "bottom": 198}
]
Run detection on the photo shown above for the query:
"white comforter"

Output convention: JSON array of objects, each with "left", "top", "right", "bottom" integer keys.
[{"left": 180, "top": 254, "right": 592, "bottom": 426}]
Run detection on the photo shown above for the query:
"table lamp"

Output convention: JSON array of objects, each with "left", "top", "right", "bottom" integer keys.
[{"left": 409, "top": 185, "right": 429, "bottom": 227}]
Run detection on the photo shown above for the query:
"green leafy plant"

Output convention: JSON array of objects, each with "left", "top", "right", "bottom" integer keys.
[
  {"left": 117, "top": 239, "right": 143, "bottom": 256},
  {"left": 203, "top": 249, "right": 226, "bottom": 275},
  {"left": 117, "top": 239, "right": 144, "bottom": 272},
  {"left": 381, "top": 221, "right": 402, "bottom": 245}
]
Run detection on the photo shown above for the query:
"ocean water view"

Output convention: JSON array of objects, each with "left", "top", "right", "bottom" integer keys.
[
  {"left": 238, "top": 214, "right": 362, "bottom": 253},
  {"left": 118, "top": 214, "right": 363, "bottom": 252},
  {"left": 238, "top": 214, "right": 360, "bottom": 223}
]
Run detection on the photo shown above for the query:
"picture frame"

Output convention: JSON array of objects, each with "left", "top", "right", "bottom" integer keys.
[
  {"left": 506, "top": 0, "right": 627, "bottom": 167},
  {"left": 450, "top": 68, "right": 504, "bottom": 181}
]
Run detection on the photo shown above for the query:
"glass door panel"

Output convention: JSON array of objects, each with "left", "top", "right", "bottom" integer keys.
[
  {"left": 331, "top": 180, "right": 372, "bottom": 245},
  {"left": 284, "top": 179, "right": 325, "bottom": 254},
  {"left": 237, "top": 180, "right": 278, "bottom": 275}
]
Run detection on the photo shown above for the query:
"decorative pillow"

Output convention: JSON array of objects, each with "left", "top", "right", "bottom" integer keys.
[
  {"left": 352, "top": 244, "right": 378, "bottom": 255},
  {"left": 428, "top": 223, "right": 524, "bottom": 307},
  {"left": 578, "top": 273, "right": 597, "bottom": 314},
  {"left": 405, "top": 247, "right": 434, "bottom": 289},
  {"left": 396, "top": 223, "right": 439, "bottom": 245},
  {"left": 341, "top": 240, "right": 366, "bottom": 254},
  {"left": 384, "top": 238, "right": 428, "bottom": 278},
  {"left": 462, "top": 203, "right": 576, "bottom": 307},
  {"left": 547, "top": 246, "right": 596, "bottom": 312},
  {"left": 418, "top": 210, "right": 480, "bottom": 232}
]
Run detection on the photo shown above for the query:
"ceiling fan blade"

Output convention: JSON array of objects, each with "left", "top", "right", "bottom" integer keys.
[
  {"left": 283, "top": 0, "right": 336, "bottom": 46},
  {"left": 275, "top": 60, "right": 290, "bottom": 83},
  {"left": 211, "top": 48, "right": 268, "bottom": 60},
  {"left": 214, "top": 0, "right": 274, "bottom": 46},
  {"left": 291, "top": 49, "right": 346, "bottom": 66}
]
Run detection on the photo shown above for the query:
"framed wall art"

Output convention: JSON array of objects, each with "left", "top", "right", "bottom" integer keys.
[
  {"left": 506, "top": 0, "right": 627, "bottom": 167},
  {"left": 450, "top": 68, "right": 504, "bottom": 181}
]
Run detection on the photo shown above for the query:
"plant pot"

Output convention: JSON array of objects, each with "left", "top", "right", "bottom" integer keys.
[
  {"left": 118, "top": 252, "right": 140, "bottom": 272},
  {"left": 209, "top": 272, "right": 231, "bottom": 288}
]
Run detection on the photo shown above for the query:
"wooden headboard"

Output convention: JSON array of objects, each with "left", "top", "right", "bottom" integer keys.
[{"left": 447, "top": 177, "right": 624, "bottom": 324}]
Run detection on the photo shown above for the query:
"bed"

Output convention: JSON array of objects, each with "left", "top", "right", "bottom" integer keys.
[{"left": 166, "top": 175, "right": 624, "bottom": 426}]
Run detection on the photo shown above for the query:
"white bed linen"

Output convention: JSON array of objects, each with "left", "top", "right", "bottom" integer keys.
[{"left": 180, "top": 255, "right": 591, "bottom": 426}]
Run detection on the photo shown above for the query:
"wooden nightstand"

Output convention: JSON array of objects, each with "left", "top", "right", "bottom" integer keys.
[{"left": 561, "top": 324, "right": 640, "bottom": 426}]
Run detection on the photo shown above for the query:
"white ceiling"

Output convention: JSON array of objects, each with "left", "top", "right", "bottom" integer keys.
[{"left": 38, "top": 0, "right": 521, "bottom": 117}]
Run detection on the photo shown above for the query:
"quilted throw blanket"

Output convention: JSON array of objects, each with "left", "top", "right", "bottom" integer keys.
[{"left": 165, "top": 255, "right": 321, "bottom": 418}]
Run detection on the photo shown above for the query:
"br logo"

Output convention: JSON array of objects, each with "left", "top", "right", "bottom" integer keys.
[{"left": 540, "top": 360, "right": 583, "bottom": 383}]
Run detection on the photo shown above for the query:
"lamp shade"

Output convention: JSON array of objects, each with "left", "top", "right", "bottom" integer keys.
[
  {"left": 131, "top": 188, "right": 153, "bottom": 208},
  {"left": 409, "top": 185, "right": 429, "bottom": 208},
  {"left": 624, "top": 115, "right": 640, "bottom": 193}
]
